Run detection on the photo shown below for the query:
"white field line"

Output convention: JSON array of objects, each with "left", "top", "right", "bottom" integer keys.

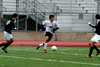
[
  {"left": 0, "top": 55, "right": 100, "bottom": 66},
  {"left": 57, "top": 48, "right": 85, "bottom": 51},
  {"left": 9, "top": 48, "right": 98, "bottom": 57},
  {"left": 9, "top": 48, "right": 86, "bottom": 56}
]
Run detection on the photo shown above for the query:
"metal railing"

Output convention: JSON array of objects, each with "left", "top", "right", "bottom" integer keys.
[
  {"left": 0, "top": 0, "right": 50, "bottom": 31},
  {"left": 0, "top": 0, "right": 98, "bottom": 32}
]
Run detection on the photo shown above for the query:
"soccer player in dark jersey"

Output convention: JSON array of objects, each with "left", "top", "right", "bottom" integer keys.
[
  {"left": 0, "top": 13, "right": 18, "bottom": 53},
  {"left": 36, "top": 15, "right": 59, "bottom": 53},
  {"left": 86, "top": 14, "right": 100, "bottom": 58}
]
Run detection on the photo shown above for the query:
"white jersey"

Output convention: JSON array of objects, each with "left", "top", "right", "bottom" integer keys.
[{"left": 42, "top": 20, "right": 59, "bottom": 34}]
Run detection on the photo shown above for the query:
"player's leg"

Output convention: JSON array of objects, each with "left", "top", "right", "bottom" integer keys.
[
  {"left": 93, "top": 44, "right": 100, "bottom": 56},
  {"left": 36, "top": 43, "right": 44, "bottom": 50},
  {"left": 3, "top": 38, "right": 14, "bottom": 49},
  {"left": 43, "top": 36, "right": 49, "bottom": 53},
  {"left": 36, "top": 36, "right": 49, "bottom": 48},
  {"left": 1, "top": 40, "right": 10, "bottom": 53},
  {"left": 2, "top": 38, "right": 14, "bottom": 53},
  {"left": 36, "top": 35, "right": 46, "bottom": 50},
  {"left": 2, "top": 32, "right": 14, "bottom": 53},
  {"left": 44, "top": 33, "right": 53, "bottom": 53},
  {"left": 0, "top": 32, "right": 7, "bottom": 47},
  {"left": 0, "top": 41, "right": 9, "bottom": 47},
  {"left": 0, "top": 43, "right": 5, "bottom": 47},
  {"left": 43, "top": 34, "right": 52, "bottom": 53},
  {"left": 86, "top": 41, "right": 100, "bottom": 58},
  {"left": 86, "top": 34, "right": 100, "bottom": 58},
  {"left": 36, "top": 36, "right": 50, "bottom": 50},
  {"left": 36, "top": 32, "right": 52, "bottom": 50},
  {"left": 86, "top": 40, "right": 95, "bottom": 58},
  {"left": 36, "top": 36, "right": 49, "bottom": 51},
  {"left": 91, "top": 34, "right": 100, "bottom": 56},
  {"left": 37, "top": 42, "right": 45, "bottom": 49},
  {"left": 36, "top": 32, "right": 53, "bottom": 53}
]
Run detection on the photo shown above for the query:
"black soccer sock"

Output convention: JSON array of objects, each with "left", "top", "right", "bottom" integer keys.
[
  {"left": 89, "top": 47, "right": 94, "bottom": 56},
  {"left": 3, "top": 43, "right": 11, "bottom": 49},
  {"left": 0, "top": 43, "right": 5, "bottom": 47},
  {"left": 93, "top": 45, "right": 99, "bottom": 53}
]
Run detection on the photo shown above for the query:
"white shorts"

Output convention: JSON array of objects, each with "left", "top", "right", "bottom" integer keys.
[
  {"left": 4, "top": 31, "right": 13, "bottom": 40},
  {"left": 91, "top": 34, "right": 100, "bottom": 43}
]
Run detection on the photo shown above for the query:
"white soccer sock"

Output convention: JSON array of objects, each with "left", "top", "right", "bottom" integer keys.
[
  {"left": 39, "top": 43, "right": 44, "bottom": 47},
  {"left": 44, "top": 43, "right": 48, "bottom": 49}
]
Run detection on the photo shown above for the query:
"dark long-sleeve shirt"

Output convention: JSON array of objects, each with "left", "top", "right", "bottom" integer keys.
[
  {"left": 4, "top": 18, "right": 16, "bottom": 34},
  {"left": 89, "top": 20, "right": 100, "bottom": 35}
]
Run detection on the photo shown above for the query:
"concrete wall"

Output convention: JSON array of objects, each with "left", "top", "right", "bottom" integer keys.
[{"left": 0, "top": 32, "right": 94, "bottom": 41}]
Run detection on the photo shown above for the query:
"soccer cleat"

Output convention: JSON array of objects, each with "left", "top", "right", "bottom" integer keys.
[
  {"left": 85, "top": 55, "right": 92, "bottom": 58},
  {"left": 44, "top": 49, "right": 47, "bottom": 53},
  {"left": 96, "top": 50, "right": 100, "bottom": 56},
  {"left": 2, "top": 48, "right": 8, "bottom": 53},
  {"left": 36, "top": 46, "right": 40, "bottom": 50}
]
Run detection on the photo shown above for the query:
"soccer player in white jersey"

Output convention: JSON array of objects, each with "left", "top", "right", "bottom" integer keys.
[
  {"left": 36, "top": 15, "right": 59, "bottom": 53},
  {"left": 0, "top": 13, "right": 18, "bottom": 53},
  {"left": 86, "top": 14, "right": 100, "bottom": 58}
]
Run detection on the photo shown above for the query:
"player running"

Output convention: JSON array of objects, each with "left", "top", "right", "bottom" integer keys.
[
  {"left": 0, "top": 13, "right": 18, "bottom": 53},
  {"left": 86, "top": 14, "right": 100, "bottom": 58},
  {"left": 36, "top": 15, "right": 60, "bottom": 53}
]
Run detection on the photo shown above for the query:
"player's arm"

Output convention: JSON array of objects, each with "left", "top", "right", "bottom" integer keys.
[
  {"left": 88, "top": 22, "right": 97, "bottom": 28},
  {"left": 13, "top": 24, "right": 18, "bottom": 30},
  {"left": 97, "top": 21, "right": 100, "bottom": 28},
  {"left": 53, "top": 22, "right": 60, "bottom": 33},
  {"left": 12, "top": 20, "right": 18, "bottom": 30}
]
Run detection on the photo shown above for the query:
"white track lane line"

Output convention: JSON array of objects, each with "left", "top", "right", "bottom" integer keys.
[{"left": 0, "top": 55, "right": 100, "bottom": 66}]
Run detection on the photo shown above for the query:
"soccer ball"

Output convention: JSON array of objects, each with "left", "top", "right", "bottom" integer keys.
[{"left": 51, "top": 46, "right": 57, "bottom": 51}]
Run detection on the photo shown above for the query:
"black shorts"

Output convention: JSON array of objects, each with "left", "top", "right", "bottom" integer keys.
[{"left": 45, "top": 32, "right": 53, "bottom": 42}]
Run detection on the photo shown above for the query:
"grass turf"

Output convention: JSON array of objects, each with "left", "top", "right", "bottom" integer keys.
[{"left": 0, "top": 47, "right": 100, "bottom": 67}]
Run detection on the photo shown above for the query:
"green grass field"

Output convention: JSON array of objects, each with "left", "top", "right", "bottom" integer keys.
[{"left": 0, "top": 46, "right": 100, "bottom": 67}]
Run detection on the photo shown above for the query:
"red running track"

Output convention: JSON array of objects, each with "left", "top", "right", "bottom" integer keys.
[{"left": 0, "top": 40, "right": 100, "bottom": 47}]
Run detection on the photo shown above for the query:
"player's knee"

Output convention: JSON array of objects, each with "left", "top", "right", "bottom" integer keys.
[
  {"left": 89, "top": 41, "right": 94, "bottom": 47},
  {"left": 10, "top": 39, "right": 14, "bottom": 43},
  {"left": 45, "top": 39, "right": 49, "bottom": 42},
  {"left": 45, "top": 36, "right": 49, "bottom": 41},
  {"left": 89, "top": 43, "right": 91, "bottom": 46},
  {"left": 46, "top": 38, "right": 51, "bottom": 43},
  {"left": 46, "top": 40, "right": 49, "bottom": 43},
  {"left": 46, "top": 37, "right": 49, "bottom": 40},
  {"left": 11, "top": 40, "right": 14, "bottom": 43}
]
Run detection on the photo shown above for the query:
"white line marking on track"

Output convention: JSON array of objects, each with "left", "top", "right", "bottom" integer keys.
[{"left": 0, "top": 55, "right": 100, "bottom": 66}]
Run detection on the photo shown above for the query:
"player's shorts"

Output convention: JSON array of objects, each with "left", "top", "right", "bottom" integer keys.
[
  {"left": 44, "top": 32, "right": 53, "bottom": 42},
  {"left": 91, "top": 34, "right": 100, "bottom": 43},
  {"left": 4, "top": 31, "right": 13, "bottom": 40}
]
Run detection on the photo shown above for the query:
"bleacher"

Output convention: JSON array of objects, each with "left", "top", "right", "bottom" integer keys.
[{"left": 0, "top": 0, "right": 98, "bottom": 32}]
